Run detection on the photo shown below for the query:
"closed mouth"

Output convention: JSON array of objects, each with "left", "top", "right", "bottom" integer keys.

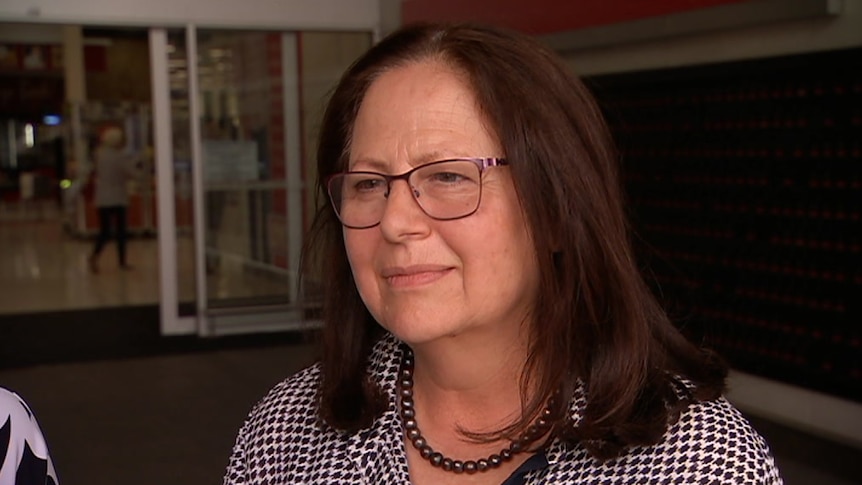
[{"left": 380, "top": 265, "right": 454, "bottom": 287}]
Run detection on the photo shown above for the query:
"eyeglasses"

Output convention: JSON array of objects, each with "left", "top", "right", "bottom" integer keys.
[{"left": 327, "top": 157, "right": 508, "bottom": 229}]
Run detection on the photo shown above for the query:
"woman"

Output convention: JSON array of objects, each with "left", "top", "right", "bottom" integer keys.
[
  {"left": 224, "top": 23, "right": 782, "bottom": 484},
  {"left": 88, "top": 126, "right": 140, "bottom": 273}
]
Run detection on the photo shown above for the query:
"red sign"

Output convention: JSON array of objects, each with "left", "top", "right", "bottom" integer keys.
[{"left": 403, "top": 0, "right": 752, "bottom": 35}]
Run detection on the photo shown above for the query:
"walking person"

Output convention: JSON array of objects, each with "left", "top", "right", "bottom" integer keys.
[{"left": 88, "top": 126, "right": 140, "bottom": 273}]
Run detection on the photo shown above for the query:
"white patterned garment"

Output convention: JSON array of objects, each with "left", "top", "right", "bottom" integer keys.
[
  {"left": 224, "top": 334, "right": 783, "bottom": 484},
  {"left": 0, "top": 387, "right": 59, "bottom": 485}
]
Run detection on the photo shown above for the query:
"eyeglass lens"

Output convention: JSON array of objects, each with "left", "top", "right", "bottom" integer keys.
[{"left": 329, "top": 160, "right": 484, "bottom": 228}]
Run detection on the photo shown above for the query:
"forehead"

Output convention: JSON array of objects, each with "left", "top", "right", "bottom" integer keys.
[{"left": 348, "top": 59, "right": 500, "bottom": 169}]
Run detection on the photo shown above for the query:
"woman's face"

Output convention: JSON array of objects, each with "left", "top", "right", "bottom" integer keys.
[{"left": 344, "top": 60, "right": 539, "bottom": 345}]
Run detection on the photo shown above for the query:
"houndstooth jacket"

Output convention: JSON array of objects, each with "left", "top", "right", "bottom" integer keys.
[{"left": 224, "top": 334, "right": 783, "bottom": 484}]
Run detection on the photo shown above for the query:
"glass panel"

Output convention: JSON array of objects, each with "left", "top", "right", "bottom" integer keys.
[
  {"left": 197, "top": 30, "right": 288, "bottom": 308},
  {"left": 196, "top": 29, "right": 372, "bottom": 313},
  {"left": 166, "top": 30, "right": 197, "bottom": 315}
]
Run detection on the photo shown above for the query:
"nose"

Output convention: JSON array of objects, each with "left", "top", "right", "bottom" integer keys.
[
  {"left": 384, "top": 179, "right": 420, "bottom": 200},
  {"left": 378, "top": 179, "right": 429, "bottom": 240}
]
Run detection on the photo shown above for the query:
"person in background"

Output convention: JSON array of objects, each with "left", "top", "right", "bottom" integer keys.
[
  {"left": 88, "top": 126, "right": 140, "bottom": 273},
  {"left": 224, "top": 23, "right": 783, "bottom": 484},
  {"left": 0, "top": 387, "right": 59, "bottom": 485}
]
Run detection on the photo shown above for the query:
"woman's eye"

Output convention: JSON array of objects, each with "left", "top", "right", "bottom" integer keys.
[
  {"left": 353, "top": 177, "right": 385, "bottom": 192},
  {"left": 430, "top": 172, "right": 465, "bottom": 184}
]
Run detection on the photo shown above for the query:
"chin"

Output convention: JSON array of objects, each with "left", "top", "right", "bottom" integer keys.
[{"left": 381, "top": 319, "right": 459, "bottom": 346}]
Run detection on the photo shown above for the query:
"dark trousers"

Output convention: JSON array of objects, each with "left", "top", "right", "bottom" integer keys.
[{"left": 92, "top": 205, "right": 128, "bottom": 265}]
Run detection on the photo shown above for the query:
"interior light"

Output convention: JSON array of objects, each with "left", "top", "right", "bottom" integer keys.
[{"left": 24, "top": 124, "right": 34, "bottom": 148}]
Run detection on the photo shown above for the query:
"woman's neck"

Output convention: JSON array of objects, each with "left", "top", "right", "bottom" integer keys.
[{"left": 407, "top": 324, "right": 531, "bottom": 432}]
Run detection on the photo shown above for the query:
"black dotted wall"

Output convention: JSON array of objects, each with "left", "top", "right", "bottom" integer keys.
[{"left": 587, "top": 47, "right": 861, "bottom": 402}]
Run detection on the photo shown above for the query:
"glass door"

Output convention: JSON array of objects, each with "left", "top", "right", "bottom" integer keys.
[{"left": 154, "top": 26, "right": 371, "bottom": 335}]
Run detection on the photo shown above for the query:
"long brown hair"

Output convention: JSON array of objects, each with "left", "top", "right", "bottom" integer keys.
[{"left": 302, "top": 22, "right": 727, "bottom": 459}]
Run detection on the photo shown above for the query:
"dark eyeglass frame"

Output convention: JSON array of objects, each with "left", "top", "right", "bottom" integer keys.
[{"left": 326, "top": 157, "right": 508, "bottom": 229}]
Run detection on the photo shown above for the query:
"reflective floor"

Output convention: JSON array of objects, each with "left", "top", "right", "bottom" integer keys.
[
  {"left": 0, "top": 201, "right": 290, "bottom": 315},
  {"left": 0, "top": 221, "right": 163, "bottom": 314}
]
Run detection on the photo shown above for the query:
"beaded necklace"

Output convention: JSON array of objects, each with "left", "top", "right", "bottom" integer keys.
[{"left": 398, "top": 348, "right": 554, "bottom": 474}]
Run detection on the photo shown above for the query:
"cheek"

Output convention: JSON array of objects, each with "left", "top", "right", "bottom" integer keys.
[
  {"left": 344, "top": 231, "right": 378, "bottom": 289},
  {"left": 487, "top": 208, "right": 537, "bottom": 281}
]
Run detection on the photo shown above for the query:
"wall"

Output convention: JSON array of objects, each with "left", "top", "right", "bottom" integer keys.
[
  {"left": 558, "top": 1, "right": 862, "bottom": 449},
  {"left": 562, "top": 0, "right": 862, "bottom": 75},
  {"left": 0, "top": 0, "right": 379, "bottom": 30},
  {"left": 85, "top": 36, "right": 151, "bottom": 103},
  {"left": 402, "top": 0, "right": 750, "bottom": 34}
]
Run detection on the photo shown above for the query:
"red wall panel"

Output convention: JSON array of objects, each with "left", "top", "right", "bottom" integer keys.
[{"left": 402, "top": 0, "right": 753, "bottom": 35}]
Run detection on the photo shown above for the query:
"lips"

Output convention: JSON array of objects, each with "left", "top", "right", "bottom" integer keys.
[{"left": 380, "top": 264, "right": 454, "bottom": 287}]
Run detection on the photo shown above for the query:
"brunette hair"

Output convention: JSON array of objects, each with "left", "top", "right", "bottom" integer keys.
[{"left": 303, "top": 22, "right": 726, "bottom": 459}]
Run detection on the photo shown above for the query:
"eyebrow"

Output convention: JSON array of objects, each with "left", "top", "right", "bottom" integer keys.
[
  {"left": 348, "top": 158, "right": 389, "bottom": 172},
  {"left": 348, "top": 151, "right": 467, "bottom": 172}
]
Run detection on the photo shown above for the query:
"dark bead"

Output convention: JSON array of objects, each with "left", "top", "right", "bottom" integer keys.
[
  {"left": 397, "top": 349, "right": 524, "bottom": 476},
  {"left": 411, "top": 436, "right": 426, "bottom": 449},
  {"left": 542, "top": 407, "right": 553, "bottom": 418},
  {"left": 524, "top": 424, "right": 540, "bottom": 441},
  {"left": 430, "top": 452, "right": 443, "bottom": 467},
  {"left": 536, "top": 418, "right": 549, "bottom": 429}
]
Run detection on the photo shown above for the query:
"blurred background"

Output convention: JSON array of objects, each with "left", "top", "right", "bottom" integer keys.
[{"left": 0, "top": 0, "right": 859, "bottom": 484}]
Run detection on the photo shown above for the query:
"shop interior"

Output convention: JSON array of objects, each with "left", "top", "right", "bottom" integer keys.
[{"left": 0, "top": 25, "right": 370, "bottom": 317}]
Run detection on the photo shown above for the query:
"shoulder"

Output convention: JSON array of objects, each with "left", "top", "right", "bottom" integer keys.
[
  {"left": 0, "top": 386, "right": 28, "bottom": 412},
  {"left": 0, "top": 387, "right": 59, "bottom": 485},
  {"left": 241, "top": 363, "right": 324, "bottom": 436},
  {"left": 0, "top": 386, "right": 39, "bottom": 434},
  {"left": 639, "top": 397, "right": 783, "bottom": 483},
  {"left": 671, "top": 396, "right": 770, "bottom": 452},
  {"left": 546, "top": 396, "right": 783, "bottom": 484},
  {"left": 0, "top": 387, "right": 33, "bottom": 425},
  {"left": 225, "top": 362, "right": 383, "bottom": 484}
]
